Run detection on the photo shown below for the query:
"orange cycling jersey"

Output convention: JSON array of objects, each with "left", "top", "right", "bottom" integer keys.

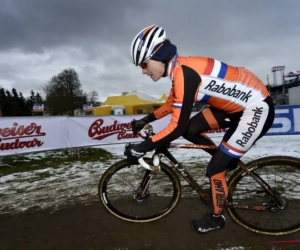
[{"left": 150, "top": 56, "right": 270, "bottom": 147}]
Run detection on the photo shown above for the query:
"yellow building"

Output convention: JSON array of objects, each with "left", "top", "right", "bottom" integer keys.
[{"left": 92, "top": 94, "right": 165, "bottom": 116}]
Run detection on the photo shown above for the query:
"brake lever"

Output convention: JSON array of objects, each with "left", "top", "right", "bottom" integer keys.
[
  {"left": 139, "top": 124, "right": 154, "bottom": 139},
  {"left": 138, "top": 156, "right": 160, "bottom": 172}
]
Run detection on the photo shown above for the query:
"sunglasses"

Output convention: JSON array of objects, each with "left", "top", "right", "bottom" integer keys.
[{"left": 139, "top": 61, "right": 148, "bottom": 69}]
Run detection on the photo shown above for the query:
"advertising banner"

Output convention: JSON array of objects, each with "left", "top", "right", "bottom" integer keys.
[
  {"left": 267, "top": 105, "right": 300, "bottom": 135},
  {"left": 0, "top": 105, "right": 299, "bottom": 156},
  {"left": 68, "top": 116, "right": 139, "bottom": 147},
  {"left": 32, "top": 103, "right": 44, "bottom": 112},
  {"left": 0, "top": 117, "right": 68, "bottom": 156}
]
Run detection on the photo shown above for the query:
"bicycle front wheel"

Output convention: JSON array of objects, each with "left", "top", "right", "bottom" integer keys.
[
  {"left": 227, "top": 156, "right": 300, "bottom": 235},
  {"left": 98, "top": 157, "right": 181, "bottom": 222}
]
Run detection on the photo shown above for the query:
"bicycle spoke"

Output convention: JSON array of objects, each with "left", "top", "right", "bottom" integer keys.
[
  {"left": 227, "top": 156, "right": 300, "bottom": 235},
  {"left": 99, "top": 159, "right": 181, "bottom": 222}
]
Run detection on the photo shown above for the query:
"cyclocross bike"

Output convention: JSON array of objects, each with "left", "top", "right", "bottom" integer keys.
[{"left": 98, "top": 124, "right": 300, "bottom": 235}]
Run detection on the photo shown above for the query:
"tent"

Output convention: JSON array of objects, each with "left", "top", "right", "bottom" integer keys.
[
  {"left": 92, "top": 95, "right": 160, "bottom": 116},
  {"left": 124, "top": 91, "right": 159, "bottom": 102},
  {"left": 156, "top": 94, "right": 168, "bottom": 103},
  {"left": 103, "top": 95, "right": 154, "bottom": 106},
  {"left": 92, "top": 104, "right": 112, "bottom": 116}
]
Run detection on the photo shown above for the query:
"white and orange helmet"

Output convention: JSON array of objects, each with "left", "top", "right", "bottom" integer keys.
[{"left": 130, "top": 25, "right": 167, "bottom": 66}]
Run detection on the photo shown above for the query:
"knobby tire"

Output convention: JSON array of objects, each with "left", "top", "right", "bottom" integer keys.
[
  {"left": 98, "top": 158, "right": 181, "bottom": 222},
  {"left": 227, "top": 156, "right": 300, "bottom": 235}
]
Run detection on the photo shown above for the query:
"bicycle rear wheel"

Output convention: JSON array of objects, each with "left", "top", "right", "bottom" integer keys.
[
  {"left": 98, "top": 157, "right": 181, "bottom": 222},
  {"left": 227, "top": 156, "right": 300, "bottom": 235}
]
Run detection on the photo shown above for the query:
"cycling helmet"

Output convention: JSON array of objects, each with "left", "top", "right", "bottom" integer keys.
[{"left": 130, "top": 25, "right": 167, "bottom": 66}]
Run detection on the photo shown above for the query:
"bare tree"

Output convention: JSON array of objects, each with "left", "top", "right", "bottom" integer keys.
[
  {"left": 86, "top": 90, "right": 99, "bottom": 103},
  {"left": 44, "top": 68, "right": 86, "bottom": 116}
]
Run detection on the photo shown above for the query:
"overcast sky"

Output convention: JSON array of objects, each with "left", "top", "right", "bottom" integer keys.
[{"left": 0, "top": 0, "right": 299, "bottom": 102}]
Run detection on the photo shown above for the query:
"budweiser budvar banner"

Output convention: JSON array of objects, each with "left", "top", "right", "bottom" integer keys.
[
  {"left": 67, "top": 113, "right": 224, "bottom": 148},
  {"left": 0, "top": 114, "right": 226, "bottom": 156},
  {"left": 68, "top": 115, "right": 150, "bottom": 147},
  {"left": 2, "top": 106, "right": 298, "bottom": 157},
  {"left": 0, "top": 117, "right": 68, "bottom": 156}
]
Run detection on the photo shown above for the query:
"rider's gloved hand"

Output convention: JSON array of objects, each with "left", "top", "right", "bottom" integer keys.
[
  {"left": 124, "top": 143, "right": 146, "bottom": 164},
  {"left": 131, "top": 113, "right": 156, "bottom": 135}
]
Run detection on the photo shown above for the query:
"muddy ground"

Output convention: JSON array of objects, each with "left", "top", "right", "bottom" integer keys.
[{"left": 1, "top": 197, "right": 300, "bottom": 250}]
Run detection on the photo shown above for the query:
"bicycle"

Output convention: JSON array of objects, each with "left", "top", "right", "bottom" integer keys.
[{"left": 98, "top": 124, "right": 300, "bottom": 235}]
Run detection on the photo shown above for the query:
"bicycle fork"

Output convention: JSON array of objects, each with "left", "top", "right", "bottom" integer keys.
[{"left": 136, "top": 170, "right": 153, "bottom": 199}]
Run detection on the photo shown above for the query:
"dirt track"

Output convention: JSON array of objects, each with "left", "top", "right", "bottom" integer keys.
[{"left": 1, "top": 198, "right": 300, "bottom": 250}]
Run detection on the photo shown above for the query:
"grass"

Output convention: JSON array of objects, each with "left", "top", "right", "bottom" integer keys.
[{"left": 0, "top": 146, "right": 115, "bottom": 177}]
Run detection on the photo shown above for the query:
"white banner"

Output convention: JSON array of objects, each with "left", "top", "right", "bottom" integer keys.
[
  {"left": 68, "top": 115, "right": 150, "bottom": 147},
  {"left": 0, "top": 117, "right": 68, "bottom": 156},
  {"left": 0, "top": 114, "right": 232, "bottom": 157},
  {"left": 67, "top": 113, "right": 224, "bottom": 148},
  {"left": 1, "top": 106, "right": 299, "bottom": 157}
]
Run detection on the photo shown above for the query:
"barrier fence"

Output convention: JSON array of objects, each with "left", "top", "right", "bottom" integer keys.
[{"left": 0, "top": 105, "right": 299, "bottom": 157}]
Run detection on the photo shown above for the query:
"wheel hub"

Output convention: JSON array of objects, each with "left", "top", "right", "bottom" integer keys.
[
  {"left": 133, "top": 189, "right": 150, "bottom": 202},
  {"left": 267, "top": 196, "right": 288, "bottom": 212}
]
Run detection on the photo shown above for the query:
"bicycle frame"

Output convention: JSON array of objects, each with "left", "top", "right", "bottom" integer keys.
[{"left": 138, "top": 142, "right": 283, "bottom": 211}]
